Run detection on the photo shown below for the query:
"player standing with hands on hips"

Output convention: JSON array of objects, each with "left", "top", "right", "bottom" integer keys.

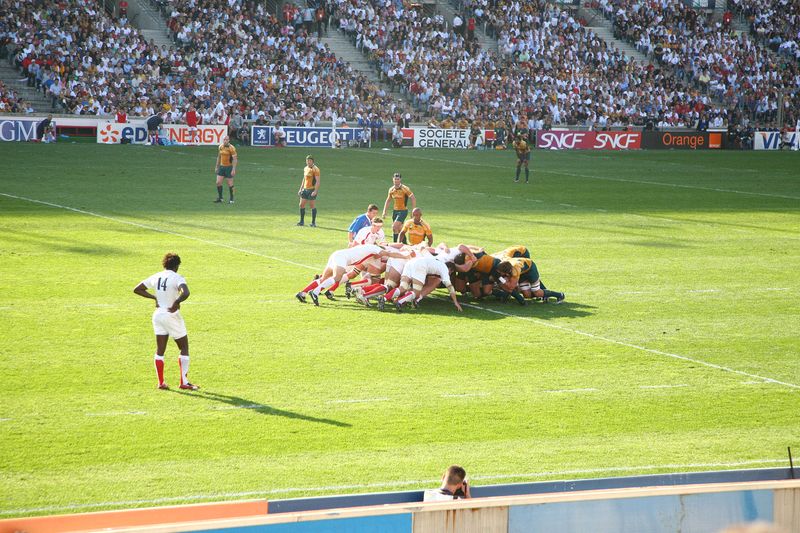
[
  {"left": 133, "top": 253, "right": 199, "bottom": 390},
  {"left": 297, "top": 155, "right": 320, "bottom": 227}
]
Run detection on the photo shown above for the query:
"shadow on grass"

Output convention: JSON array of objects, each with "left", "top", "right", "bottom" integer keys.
[{"left": 170, "top": 389, "right": 351, "bottom": 427}]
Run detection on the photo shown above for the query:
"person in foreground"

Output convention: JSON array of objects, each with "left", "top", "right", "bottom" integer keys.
[
  {"left": 133, "top": 253, "right": 199, "bottom": 390},
  {"left": 424, "top": 465, "right": 472, "bottom": 502}
]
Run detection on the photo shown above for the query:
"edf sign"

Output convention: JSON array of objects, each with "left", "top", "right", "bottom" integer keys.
[{"left": 0, "top": 119, "right": 37, "bottom": 141}]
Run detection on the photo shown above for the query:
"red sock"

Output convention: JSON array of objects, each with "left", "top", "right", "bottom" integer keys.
[
  {"left": 302, "top": 279, "right": 319, "bottom": 293},
  {"left": 350, "top": 278, "right": 370, "bottom": 286},
  {"left": 154, "top": 355, "right": 165, "bottom": 385},
  {"left": 398, "top": 291, "right": 415, "bottom": 305},
  {"left": 385, "top": 288, "right": 398, "bottom": 300},
  {"left": 363, "top": 284, "right": 387, "bottom": 297}
]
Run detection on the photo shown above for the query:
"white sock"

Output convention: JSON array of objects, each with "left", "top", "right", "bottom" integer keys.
[
  {"left": 399, "top": 292, "right": 415, "bottom": 305},
  {"left": 313, "top": 277, "right": 336, "bottom": 295},
  {"left": 179, "top": 355, "right": 190, "bottom": 385}
]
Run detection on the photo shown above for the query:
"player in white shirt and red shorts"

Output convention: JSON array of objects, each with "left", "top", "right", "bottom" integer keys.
[
  {"left": 296, "top": 243, "right": 408, "bottom": 306},
  {"left": 133, "top": 253, "right": 199, "bottom": 390}
]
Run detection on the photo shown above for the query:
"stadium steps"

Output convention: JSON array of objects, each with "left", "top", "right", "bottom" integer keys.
[
  {"left": 319, "top": 31, "right": 410, "bottom": 103},
  {"left": 437, "top": 1, "right": 498, "bottom": 52},
  {"left": 0, "top": 62, "right": 58, "bottom": 112},
  {"left": 128, "top": 0, "right": 174, "bottom": 48},
  {"left": 584, "top": 23, "right": 650, "bottom": 65}
]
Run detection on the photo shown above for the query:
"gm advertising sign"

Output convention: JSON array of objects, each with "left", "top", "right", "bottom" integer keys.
[
  {"left": 251, "top": 126, "right": 365, "bottom": 147},
  {"left": 0, "top": 119, "right": 38, "bottom": 141}
]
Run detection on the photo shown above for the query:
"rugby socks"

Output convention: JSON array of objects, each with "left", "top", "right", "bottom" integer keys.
[
  {"left": 311, "top": 208, "right": 317, "bottom": 224},
  {"left": 397, "top": 291, "right": 415, "bottom": 305},
  {"left": 363, "top": 284, "right": 387, "bottom": 297},
  {"left": 350, "top": 278, "right": 370, "bottom": 287},
  {"left": 154, "top": 355, "right": 165, "bottom": 386},
  {"left": 179, "top": 355, "right": 190, "bottom": 386},
  {"left": 384, "top": 287, "right": 398, "bottom": 300},
  {"left": 515, "top": 167, "right": 521, "bottom": 180},
  {"left": 216, "top": 185, "right": 223, "bottom": 200},
  {"left": 229, "top": 186, "right": 235, "bottom": 201},
  {"left": 299, "top": 208, "right": 306, "bottom": 224},
  {"left": 301, "top": 279, "right": 320, "bottom": 293},
  {"left": 312, "top": 276, "right": 336, "bottom": 295},
  {"left": 543, "top": 289, "right": 560, "bottom": 300},
  {"left": 393, "top": 233, "right": 399, "bottom": 242},
  {"left": 328, "top": 282, "right": 340, "bottom": 292},
  {"left": 525, "top": 168, "right": 529, "bottom": 183}
]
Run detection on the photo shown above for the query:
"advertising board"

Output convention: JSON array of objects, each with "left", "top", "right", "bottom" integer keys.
[{"left": 251, "top": 126, "right": 366, "bottom": 147}]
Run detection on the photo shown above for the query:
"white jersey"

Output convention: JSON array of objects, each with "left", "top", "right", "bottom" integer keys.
[
  {"left": 142, "top": 270, "right": 187, "bottom": 311},
  {"left": 434, "top": 247, "right": 459, "bottom": 264},
  {"left": 328, "top": 244, "right": 382, "bottom": 269},
  {"left": 405, "top": 255, "right": 452, "bottom": 286},
  {"left": 353, "top": 226, "right": 385, "bottom": 246}
]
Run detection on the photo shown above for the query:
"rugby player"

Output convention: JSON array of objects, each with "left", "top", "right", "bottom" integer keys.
[
  {"left": 297, "top": 155, "right": 320, "bottom": 227},
  {"left": 214, "top": 136, "right": 237, "bottom": 204},
  {"left": 513, "top": 134, "right": 531, "bottom": 184},
  {"left": 392, "top": 254, "right": 462, "bottom": 312},
  {"left": 399, "top": 208, "right": 433, "bottom": 246},
  {"left": 382, "top": 172, "right": 415, "bottom": 242},
  {"left": 348, "top": 204, "right": 379, "bottom": 244}
]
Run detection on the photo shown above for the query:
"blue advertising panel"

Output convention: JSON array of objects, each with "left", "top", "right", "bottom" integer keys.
[
  {"left": 251, "top": 126, "right": 365, "bottom": 147},
  {"left": 192, "top": 513, "right": 412, "bottom": 533},
  {"left": 0, "top": 119, "right": 38, "bottom": 141}
]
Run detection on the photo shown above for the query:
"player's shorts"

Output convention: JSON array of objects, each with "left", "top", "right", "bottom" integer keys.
[
  {"left": 392, "top": 209, "right": 408, "bottom": 223},
  {"left": 386, "top": 257, "right": 407, "bottom": 274},
  {"left": 152, "top": 309, "right": 187, "bottom": 339},
  {"left": 217, "top": 165, "right": 233, "bottom": 178},
  {"left": 520, "top": 262, "right": 540, "bottom": 284},
  {"left": 517, "top": 152, "right": 530, "bottom": 162},
  {"left": 327, "top": 250, "right": 350, "bottom": 270},
  {"left": 300, "top": 188, "right": 317, "bottom": 200}
]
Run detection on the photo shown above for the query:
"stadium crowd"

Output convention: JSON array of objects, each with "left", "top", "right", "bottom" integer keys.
[
  {"left": 730, "top": 0, "right": 800, "bottom": 61},
  {"left": 600, "top": 0, "right": 799, "bottom": 127},
  {"left": 0, "top": 80, "right": 34, "bottom": 114},
  {"left": 1, "top": 0, "right": 797, "bottom": 130}
]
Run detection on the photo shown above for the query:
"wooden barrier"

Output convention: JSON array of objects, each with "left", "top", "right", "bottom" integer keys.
[
  {"left": 67, "top": 480, "right": 800, "bottom": 533},
  {"left": 0, "top": 499, "right": 268, "bottom": 533}
]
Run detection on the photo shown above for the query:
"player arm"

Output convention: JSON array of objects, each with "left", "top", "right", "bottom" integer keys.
[
  {"left": 500, "top": 277, "right": 519, "bottom": 292},
  {"left": 231, "top": 153, "right": 238, "bottom": 176},
  {"left": 426, "top": 227, "right": 433, "bottom": 246},
  {"left": 133, "top": 283, "right": 156, "bottom": 301},
  {"left": 381, "top": 249, "right": 410, "bottom": 259},
  {"left": 215, "top": 153, "right": 220, "bottom": 171},
  {"left": 168, "top": 283, "right": 190, "bottom": 313},
  {"left": 409, "top": 193, "right": 416, "bottom": 210},
  {"left": 457, "top": 244, "right": 477, "bottom": 262},
  {"left": 382, "top": 194, "right": 391, "bottom": 217},
  {"left": 447, "top": 284, "right": 462, "bottom": 312},
  {"left": 312, "top": 173, "right": 320, "bottom": 196}
]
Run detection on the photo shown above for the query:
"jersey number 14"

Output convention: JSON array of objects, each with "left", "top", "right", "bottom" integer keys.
[{"left": 157, "top": 278, "right": 168, "bottom": 291}]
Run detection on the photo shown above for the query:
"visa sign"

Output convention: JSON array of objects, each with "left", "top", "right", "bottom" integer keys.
[
  {"left": 251, "top": 126, "right": 365, "bottom": 147},
  {"left": 0, "top": 119, "right": 38, "bottom": 142},
  {"left": 754, "top": 131, "right": 798, "bottom": 150}
]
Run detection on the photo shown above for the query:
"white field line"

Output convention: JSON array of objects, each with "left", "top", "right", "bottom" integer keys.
[
  {"left": 0, "top": 459, "right": 789, "bottom": 516},
  {"left": 461, "top": 302, "right": 800, "bottom": 390},
  {"left": 687, "top": 289, "right": 719, "bottom": 293},
  {"left": 326, "top": 398, "right": 390, "bottom": 404},
  {"left": 542, "top": 388, "right": 598, "bottom": 393},
  {"left": 0, "top": 418, "right": 12, "bottom": 422},
  {"left": 639, "top": 384, "right": 689, "bottom": 389},
  {"left": 4, "top": 192, "right": 798, "bottom": 391},
  {"left": 85, "top": 411, "right": 147, "bottom": 417},
  {"left": 210, "top": 404, "right": 267, "bottom": 411},
  {"left": 441, "top": 393, "right": 490, "bottom": 398},
  {"left": 374, "top": 151, "right": 800, "bottom": 201}
]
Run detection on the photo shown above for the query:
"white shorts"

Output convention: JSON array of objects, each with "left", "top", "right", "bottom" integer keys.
[
  {"left": 386, "top": 257, "right": 407, "bottom": 275},
  {"left": 327, "top": 250, "right": 350, "bottom": 270},
  {"left": 152, "top": 309, "right": 187, "bottom": 338},
  {"left": 408, "top": 261, "right": 430, "bottom": 284}
]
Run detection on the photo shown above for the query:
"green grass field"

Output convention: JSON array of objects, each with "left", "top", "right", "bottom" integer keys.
[{"left": 0, "top": 143, "right": 798, "bottom": 518}]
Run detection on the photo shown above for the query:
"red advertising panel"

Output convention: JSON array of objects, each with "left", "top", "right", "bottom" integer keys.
[{"left": 536, "top": 131, "right": 641, "bottom": 150}]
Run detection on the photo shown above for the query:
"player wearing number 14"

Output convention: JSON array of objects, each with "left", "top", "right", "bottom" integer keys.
[{"left": 133, "top": 253, "right": 199, "bottom": 390}]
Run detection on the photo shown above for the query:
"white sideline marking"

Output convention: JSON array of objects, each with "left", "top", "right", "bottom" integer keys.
[
  {"left": 0, "top": 459, "right": 788, "bottom": 516},
  {"left": 559, "top": 203, "right": 578, "bottom": 208},
  {"left": 0, "top": 418, "right": 12, "bottom": 422},
  {"left": 0, "top": 193, "right": 318, "bottom": 272},
  {"left": 210, "top": 404, "right": 266, "bottom": 411},
  {"left": 441, "top": 393, "right": 490, "bottom": 398},
  {"left": 543, "top": 388, "right": 598, "bottom": 394},
  {"left": 85, "top": 411, "right": 147, "bottom": 417},
  {"left": 461, "top": 302, "right": 800, "bottom": 390},
  {"left": 639, "top": 384, "right": 689, "bottom": 389},
  {"left": 687, "top": 289, "right": 719, "bottom": 293},
  {"left": 4, "top": 192, "right": 797, "bottom": 392},
  {"left": 446, "top": 188, "right": 460, "bottom": 192},
  {"left": 374, "top": 151, "right": 800, "bottom": 200},
  {"left": 326, "top": 398, "right": 390, "bottom": 404},
  {"left": 498, "top": 195, "right": 513, "bottom": 199},
  {"left": 763, "top": 288, "right": 789, "bottom": 291}
]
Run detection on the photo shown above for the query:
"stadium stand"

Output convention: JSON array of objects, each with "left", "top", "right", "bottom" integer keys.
[
  {"left": 598, "top": 0, "right": 799, "bottom": 127},
  {"left": 730, "top": 0, "right": 800, "bottom": 61}
]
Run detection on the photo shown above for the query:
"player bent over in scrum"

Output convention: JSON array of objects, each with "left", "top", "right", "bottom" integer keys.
[
  {"left": 495, "top": 259, "right": 564, "bottom": 304},
  {"left": 393, "top": 255, "right": 462, "bottom": 312},
  {"left": 296, "top": 244, "right": 408, "bottom": 306}
]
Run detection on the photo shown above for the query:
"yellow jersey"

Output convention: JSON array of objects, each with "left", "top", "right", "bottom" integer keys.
[
  {"left": 471, "top": 252, "right": 498, "bottom": 274},
  {"left": 496, "top": 246, "right": 530, "bottom": 259},
  {"left": 218, "top": 144, "right": 237, "bottom": 166},
  {"left": 388, "top": 184, "right": 413, "bottom": 210},
  {"left": 401, "top": 219, "right": 432, "bottom": 245},
  {"left": 303, "top": 165, "right": 320, "bottom": 189},
  {"left": 492, "top": 255, "right": 533, "bottom": 278},
  {"left": 513, "top": 140, "right": 530, "bottom": 156}
]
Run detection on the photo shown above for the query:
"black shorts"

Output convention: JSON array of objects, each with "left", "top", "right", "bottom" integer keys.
[
  {"left": 392, "top": 210, "right": 408, "bottom": 223},
  {"left": 300, "top": 188, "right": 317, "bottom": 200}
]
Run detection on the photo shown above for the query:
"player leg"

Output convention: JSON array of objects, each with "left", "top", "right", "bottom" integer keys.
[
  {"left": 392, "top": 211, "right": 402, "bottom": 242},
  {"left": 524, "top": 155, "right": 530, "bottom": 183},
  {"left": 309, "top": 199, "right": 317, "bottom": 227},
  {"left": 226, "top": 177, "right": 235, "bottom": 203},
  {"left": 396, "top": 278, "right": 424, "bottom": 311},
  {"left": 298, "top": 197, "right": 307, "bottom": 225},
  {"left": 310, "top": 265, "right": 345, "bottom": 305},
  {"left": 174, "top": 335, "right": 198, "bottom": 390},
  {"left": 515, "top": 159, "right": 521, "bottom": 182},
  {"left": 414, "top": 275, "right": 442, "bottom": 304},
  {"left": 154, "top": 334, "right": 169, "bottom": 389},
  {"left": 215, "top": 173, "right": 224, "bottom": 203}
]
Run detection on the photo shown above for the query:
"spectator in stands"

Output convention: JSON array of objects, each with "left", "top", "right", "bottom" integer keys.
[{"left": 424, "top": 465, "right": 472, "bottom": 502}]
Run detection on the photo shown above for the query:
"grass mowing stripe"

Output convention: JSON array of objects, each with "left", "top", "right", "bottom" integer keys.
[
  {"left": 4, "top": 191, "right": 797, "bottom": 393},
  {"left": 0, "top": 192, "right": 317, "bottom": 271},
  {"left": 371, "top": 150, "right": 800, "bottom": 200},
  {"left": 0, "top": 459, "right": 788, "bottom": 516},
  {"left": 460, "top": 302, "right": 800, "bottom": 390}
]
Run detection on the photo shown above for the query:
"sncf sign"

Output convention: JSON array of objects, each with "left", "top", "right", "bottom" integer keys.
[{"left": 536, "top": 131, "right": 642, "bottom": 150}]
